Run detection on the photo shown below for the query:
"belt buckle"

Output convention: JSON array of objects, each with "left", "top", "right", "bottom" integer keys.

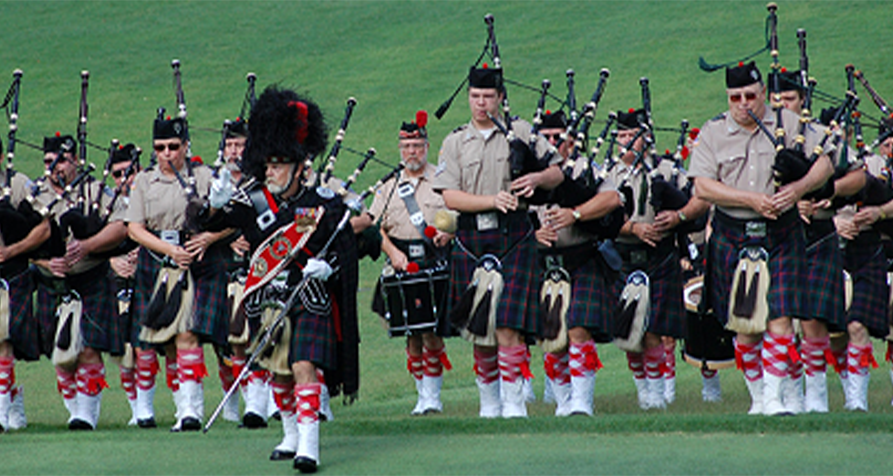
[
  {"left": 160, "top": 230, "right": 180, "bottom": 246},
  {"left": 544, "top": 254, "right": 564, "bottom": 270},
  {"left": 630, "top": 249, "right": 647, "bottom": 266},
  {"left": 745, "top": 221, "right": 767, "bottom": 239},
  {"left": 408, "top": 243, "right": 425, "bottom": 259},
  {"left": 476, "top": 212, "right": 498, "bottom": 231}
]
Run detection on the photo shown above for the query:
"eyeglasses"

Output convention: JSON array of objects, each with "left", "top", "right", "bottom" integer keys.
[
  {"left": 542, "top": 133, "right": 562, "bottom": 142},
  {"left": 111, "top": 168, "right": 131, "bottom": 179},
  {"left": 153, "top": 142, "right": 181, "bottom": 152},
  {"left": 728, "top": 92, "right": 758, "bottom": 103}
]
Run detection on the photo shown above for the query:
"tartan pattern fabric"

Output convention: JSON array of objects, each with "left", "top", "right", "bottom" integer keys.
[
  {"left": 803, "top": 228, "right": 846, "bottom": 332},
  {"left": 620, "top": 249, "right": 686, "bottom": 339},
  {"left": 289, "top": 306, "right": 337, "bottom": 372},
  {"left": 132, "top": 247, "right": 160, "bottom": 347},
  {"left": 4, "top": 268, "right": 40, "bottom": 361},
  {"left": 450, "top": 214, "right": 539, "bottom": 335},
  {"left": 35, "top": 263, "right": 121, "bottom": 355},
  {"left": 541, "top": 252, "right": 614, "bottom": 343},
  {"left": 762, "top": 332, "right": 796, "bottom": 378},
  {"left": 707, "top": 213, "right": 806, "bottom": 325},
  {"left": 844, "top": 242, "right": 890, "bottom": 338},
  {"left": 735, "top": 338, "right": 763, "bottom": 382}
]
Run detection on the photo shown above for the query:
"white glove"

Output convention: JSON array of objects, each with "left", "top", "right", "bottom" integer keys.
[
  {"left": 209, "top": 168, "right": 235, "bottom": 209},
  {"left": 302, "top": 258, "right": 333, "bottom": 281}
]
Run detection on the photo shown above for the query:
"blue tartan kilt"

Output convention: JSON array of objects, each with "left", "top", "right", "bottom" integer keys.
[
  {"left": 844, "top": 237, "right": 890, "bottom": 338},
  {"left": 618, "top": 242, "right": 686, "bottom": 339},
  {"left": 803, "top": 224, "right": 846, "bottom": 332},
  {"left": 449, "top": 212, "right": 539, "bottom": 336},
  {"left": 132, "top": 245, "right": 230, "bottom": 348},
  {"left": 538, "top": 244, "right": 613, "bottom": 343},
  {"left": 4, "top": 267, "right": 40, "bottom": 361},
  {"left": 289, "top": 305, "right": 337, "bottom": 372},
  {"left": 35, "top": 263, "right": 122, "bottom": 355},
  {"left": 707, "top": 210, "right": 806, "bottom": 325}
]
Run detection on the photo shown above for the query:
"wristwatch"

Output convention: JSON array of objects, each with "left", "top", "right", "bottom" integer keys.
[
  {"left": 572, "top": 209, "right": 582, "bottom": 221},
  {"left": 677, "top": 210, "right": 687, "bottom": 222}
]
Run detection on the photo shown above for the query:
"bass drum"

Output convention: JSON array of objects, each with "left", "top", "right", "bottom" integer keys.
[{"left": 683, "top": 276, "right": 736, "bottom": 370}]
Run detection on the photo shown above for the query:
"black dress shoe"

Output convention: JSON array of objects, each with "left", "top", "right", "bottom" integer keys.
[
  {"left": 180, "top": 417, "right": 201, "bottom": 431},
  {"left": 68, "top": 419, "right": 94, "bottom": 431},
  {"left": 293, "top": 456, "right": 317, "bottom": 473},
  {"left": 269, "top": 449, "right": 296, "bottom": 461},
  {"left": 242, "top": 412, "right": 268, "bottom": 429},
  {"left": 137, "top": 418, "right": 157, "bottom": 429}
]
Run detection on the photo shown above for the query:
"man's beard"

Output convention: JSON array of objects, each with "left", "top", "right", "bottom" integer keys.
[
  {"left": 225, "top": 159, "right": 241, "bottom": 173},
  {"left": 267, "top": 180, "right": 287, "bottom": 195},
  {"left": 403, "top": 158, "right": 424, "bottom": 172}
]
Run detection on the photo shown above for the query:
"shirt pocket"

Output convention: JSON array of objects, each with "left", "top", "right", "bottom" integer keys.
[
  {"left": 717, "top": 154, "right": 747, "bottom": 186},
  {"left": 460, "top": 158, "right": 482, "bottom": 192}
]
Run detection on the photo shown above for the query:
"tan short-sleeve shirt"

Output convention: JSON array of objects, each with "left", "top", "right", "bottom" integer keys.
[
  {"left": 369, "top": 163, "right": 445, "bottom": 241},
  {"left": 609, "top": 156, "right": 688, "bottom": 244},
  {"left": 126, "top": 164, "right": 212, "bottom": 231}
]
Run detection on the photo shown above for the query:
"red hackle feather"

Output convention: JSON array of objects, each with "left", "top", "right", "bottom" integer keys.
[
  {"left": 416, "top": 110, "right": 428, "bottom": 129},
  {"left": 689, "top": 128, "right": 701, "bottom": 141},
  {"left": 288, "top": 100, "right": 309, "bottom": 144},
  {"left": 406, "top": 262, "right": 419, "bottom": 273}
]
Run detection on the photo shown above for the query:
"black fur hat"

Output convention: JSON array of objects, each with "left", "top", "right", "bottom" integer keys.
[{"left": 243, "top": 85, "right": 327, "bottom": 182}]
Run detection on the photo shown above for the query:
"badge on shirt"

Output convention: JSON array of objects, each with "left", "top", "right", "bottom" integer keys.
[{"left": 435, "top": 162, "right": 446, "bottom": 176}]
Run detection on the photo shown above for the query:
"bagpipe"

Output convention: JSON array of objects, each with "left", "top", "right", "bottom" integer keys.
[{"left": 214, "top": 72, "right": 256, "bottom": 171}]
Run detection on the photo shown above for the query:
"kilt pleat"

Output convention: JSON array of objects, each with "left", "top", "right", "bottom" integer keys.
[
  {"left": 289, "top": 305, "right": 337, "bottom": 372},
  {"left": 844, "top": 242, "right": 890, "bottom": 338},
  {"left": 803, "top": 230, "right": 846, "bottom": 332},
  {"left": 5, "top": 268, "right": 40, "bottom": 361}
]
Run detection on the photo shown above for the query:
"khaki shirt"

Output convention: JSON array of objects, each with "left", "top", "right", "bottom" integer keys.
[
  {"left": 535, "top": 158, "right": 618, "bottom": 247},
  {"left": 125, "top": 164, "right": 212, "bottom": 231},
  {"left": 433, "top": 118, "right": 558, "bottom": 195},
  {"left": 609, "top": 156, "right": 687, "bottom": 245},
  {"left": 32, "top": 176, "right": 128, "bottom": 275},
  {"left": 688, "top": 107, "right": 826, "bottom": 219},
  {"left": 369, "top": 163, "right": 445, "bottom": 241}
]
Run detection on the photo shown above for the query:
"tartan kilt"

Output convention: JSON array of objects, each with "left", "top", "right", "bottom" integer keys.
[
  {"left": 844, "top": 239, "right": 890, "bottom": 338},
  {"left": 803, "top": 225, "right": 846, "bottom": 332},
  {"left": 132, "top": 245, "right": 230, "bottom": 348},
  {"left": 288, "top": 304, "right": 337, "bottom": 372},
  {"left": 4, "top": 267, "right": 40, "bottom": 361},
  {"left": 449, "top": 213, "right": 539, "bottom": 336},
  {"left": 35, "top": 263, "right": 121, "bottom": 355},
  {"left": 707, "top": 211, "right": 806, "bottom": 326},
  {"left": 538, "top": 245, "right": 613, "bottom": 343},
  {"left": 619, "top": 245, "right": 686, "bottom": 339}
]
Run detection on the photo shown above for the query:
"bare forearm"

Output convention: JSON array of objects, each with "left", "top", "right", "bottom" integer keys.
[
  {"left": 442, "top": 190, "right": 497, "bottom": 213},
  {"left": 81, "top": 221, "right": 127, "bottom": 254},
  {"left": 694, "top": 177, "right": 762, "bottom": 210},
  {"left": 5, "top": 219, "right": 50, "bottom": 258}
]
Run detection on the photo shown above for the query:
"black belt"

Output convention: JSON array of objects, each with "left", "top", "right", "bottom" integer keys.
[
  {"left": 847, "top": 229, "right": 881, "bottom": 248},
  {"left": 714, "top": 208, "right": 799, "bottom": 237},
  {"left": 615, "top": 239, "right": 675, "bottom": 268},
  {"left": 538, "top": 241, "right": 598, "bottom": 273},
  {"left": 457, "top": 210, "right": 530, "bottom": 232},
  {"left": 805, "top": 218, "right": 836, "bottom": 245}
]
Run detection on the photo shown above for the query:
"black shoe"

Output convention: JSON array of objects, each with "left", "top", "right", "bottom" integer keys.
[
  {"left": 180, "top": 417, "right": 201, "bottom": 431},
  {"left": 68, "top": 419, "right": 94, "bottom": 431},
  {"left": 270, "top": 411, "right": 281, "bottom": 421},
  {"left": 137, "top": 418, "right": 157, "bottom": 429},
  {"left": 242, "top": 412, "right": 268, "bottom": 429},
  {"left": 269, "top": 449, "right": 296, "bottom": 461},
  {"left": 293, "top": 456, "right": 318, "bottom": 473}
]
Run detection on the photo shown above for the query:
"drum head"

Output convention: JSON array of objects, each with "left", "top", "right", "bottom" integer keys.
[{"left": 683, "top": 276, "right": 704, "bottom": 313}]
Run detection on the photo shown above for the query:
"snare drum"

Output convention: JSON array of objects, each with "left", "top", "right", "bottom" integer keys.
[
  {"left": 682, "top": 276, "right": 736, "bottom": 370},
  {"left": 373, "top": 262, "right": 449, "bottom": 337}
]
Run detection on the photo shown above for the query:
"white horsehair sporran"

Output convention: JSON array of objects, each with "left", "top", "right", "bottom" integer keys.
[
  {"left": 614, "top": 270, "right": 650, "bottom": 353},
  {"left": 460, "top": 254, "right": 503, "bottom": 347},
  {"left": 52, "top": 291, "right": 85, "bottom": 367},
  {"left": 726, "top": 246, "right": 770, "bottom": 334},
  {"left": 140, "top": 267, "right": 195, "bottom": 344},
  {"left": 538, "top": 261, "right": 570, "bottom": 354},
  {"left": 250, "top": 305, "right": 292, "bottom": 376}
]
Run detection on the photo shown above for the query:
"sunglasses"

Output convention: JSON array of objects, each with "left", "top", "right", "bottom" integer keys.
[
  {"left": 728, "top": 92, "right": 758, "bottom": 103},
  {"left": 153, "top": 142, "right": 181, "bottom": 152},
  {"left": 111, "top": 169, "right": 130, "bottom": 179},
  {"left": 542, "top": 133, "right": 562, "bottom": 142}
]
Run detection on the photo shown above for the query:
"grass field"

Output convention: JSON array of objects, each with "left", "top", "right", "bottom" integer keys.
[{"left": 3, "top": 1, "right": 893, "bottom": 475}]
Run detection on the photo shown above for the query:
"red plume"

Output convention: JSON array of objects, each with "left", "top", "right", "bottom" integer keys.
[
  {"left": 55, "top": 131, "right": 61, "bottom": 137},
  {"left": 191, "top": 156, "right": 203, "bottom": 164},
  {"left": 738, "top": 61, "right": 744, "bottom": 67},
  {"left": 406, "top": 262, "right": 419, "bottom": 274},
  {"left": 665, "top": 149, "right": 671, "bottom": 155},
  {"left": 689, "top": 127, "right": 700, "bottom": 140},
  {"left": 424, "top": 225, "right": 437, "bottom": 239},
  {"left": 545, "top": 109, "right": 552, "bottom": 115},
  {"left": 288, "top": 101, "right": 309, "bottom": 144},
  {"left": 628, "top": 108, "right": 635, "bottom": 113},
  {"left": 416, "top": 110, "right": 428, "bottom": 129},
  {"left": 681, "top": 145, "right": 690, "bottom": 160},
  {"left": 781, "top": 67, "right": 788, "bottom": 73}
]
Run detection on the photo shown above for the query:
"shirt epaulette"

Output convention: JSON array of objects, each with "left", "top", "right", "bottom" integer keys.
[
  {"left": 451, "top": 124, "right": 468, "bottom": 134},
  {"left": 710, "top": 113, "right": 726, "bottom": 122}
]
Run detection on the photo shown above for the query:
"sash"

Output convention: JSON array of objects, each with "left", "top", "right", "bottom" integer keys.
[
  {"left": 397, "top": 181, "right": 434, "bottom": 247},
  {"left": 243, "top": 207, "right": 324, "bottom": 300}
]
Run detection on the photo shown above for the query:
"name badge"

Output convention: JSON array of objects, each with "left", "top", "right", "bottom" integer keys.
[
  {"left": 408, "top": 243, "right": 425, "bottom": 259},
  {"left": 745, "top": 221, "right": 767, "bottom": 239},
  {"left": 476, "top": 212, "right": 498, "bottom": 231},
  {"left": 688, "top": 242, "right": 699, "bottom": 261},
  {"left": 160, "top": 230, "right": 180, "bottom": 246}
]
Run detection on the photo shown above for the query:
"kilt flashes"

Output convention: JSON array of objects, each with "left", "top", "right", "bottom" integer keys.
[
  {"left": 449, "top": 213, "right": 539, "bottom": 335},
  {"left": 289, "top": 306, "right": 337, "bottom": 372},
  {"left": 35, "top": 263, "right": 121, "bottom": 356},
  {"left": 843, "top": 236, "right": 889, "bottom": 338},
  {"left": 132, "top": 245, "right": 229, "bottom": 347},
  {"left": 707, "top": 211, "right": 806, "bottom": 325},
  {"left": 618, "top": 242, "right": 686, "bottom": 339},
  {"left": 803, "top": 221, "right": 846, "bottom": 332},
  {"left": 4, "top": 267, "right": 40, "bottom": 361},
  {"left": 539, "top": 244, "right": 613, "bottom": 343}
]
